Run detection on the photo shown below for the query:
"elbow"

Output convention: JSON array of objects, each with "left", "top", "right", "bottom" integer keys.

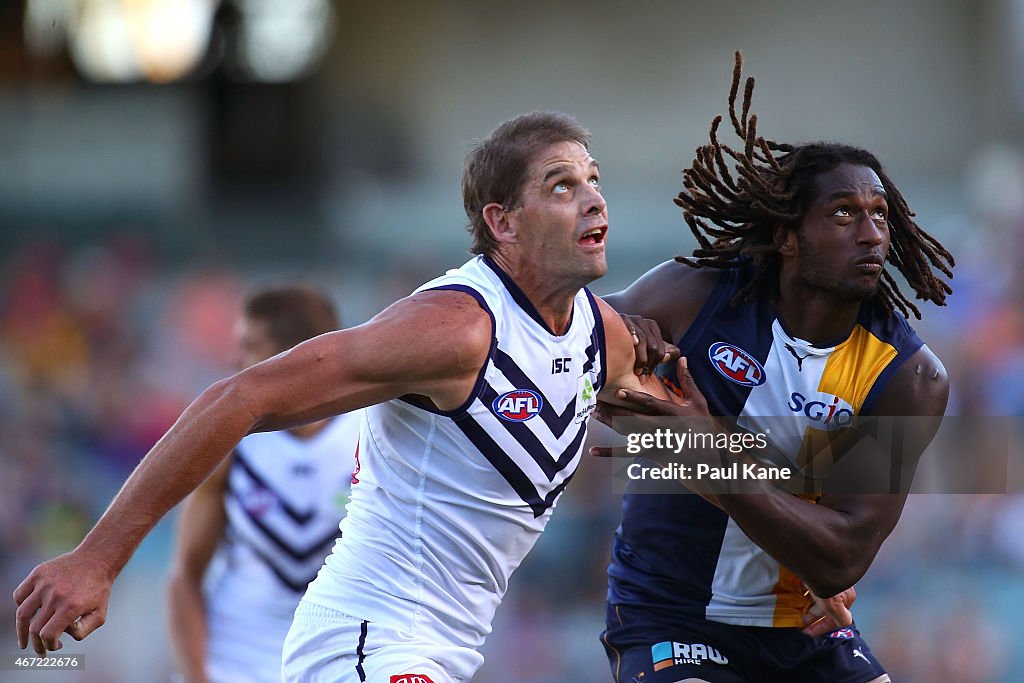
[
  {"left": 167, "top": 564, "right": 202, "bottom": 596},
  {"left": 804, "top": 553, "right": 872, "bottom": 598},
  {"left": 205, "top": 372, "right": 262, "bottom": 433},
  {"left": 166, "top": 569, "right": 193, "bottom": 610},
  {"left": 166, "top": 562, "right": 207, "bottom": 615}
]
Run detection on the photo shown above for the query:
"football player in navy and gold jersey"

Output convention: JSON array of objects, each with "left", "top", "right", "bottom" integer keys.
[{"left": 599, "top": 53, "right": 954, "bottom": 683}]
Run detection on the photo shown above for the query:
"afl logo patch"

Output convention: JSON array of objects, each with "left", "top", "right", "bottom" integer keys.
[
  {"left": 492, "top": 389, "right": 543, "bottom": 422},
  {"left": 708, "top": 342, "right": 766, "bottom": 387},
  {"left": 241, "top": 487, "right": 277, "bottom": 517}
]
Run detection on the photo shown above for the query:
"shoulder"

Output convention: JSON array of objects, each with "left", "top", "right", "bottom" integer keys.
[
  {"left": 603, "top": 260, "right": 721, "bottom": 342},
  {"left": 293, "top": 288, "right": 493, "bottom": 388},
  {"left": 870, "top": 344, "right": 948, "bottom": 417},
  {"left": 384, "top": 289, "right": 494, "bottom": 371}
]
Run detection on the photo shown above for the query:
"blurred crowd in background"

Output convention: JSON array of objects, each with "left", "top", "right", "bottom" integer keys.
[
  {"left": 2, "top": 1, "right": 1023, "bottom": 681},
  {"left": 2, "top": 204, "right": 1022, "bottom": 681}
]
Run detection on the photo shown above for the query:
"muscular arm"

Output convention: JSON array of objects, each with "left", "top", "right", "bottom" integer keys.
[
  {"left": 166, "top": 458, "right": 231, "bottom": 683},
  {"left": 715, "top": 346, "right": 949, "bottom": 597},
  {"left": 15, "top": 290, "right": 492, "bottom": 655},
  {"left": 603, "top": 261, "right": 948, "bottom": 596}
]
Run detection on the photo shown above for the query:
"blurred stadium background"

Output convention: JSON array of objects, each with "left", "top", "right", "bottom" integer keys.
[{"left": 1, "top": 1, "right": 1023, "bottom": 681}]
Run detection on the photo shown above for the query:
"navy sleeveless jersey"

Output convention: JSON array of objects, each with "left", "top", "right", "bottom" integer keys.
[{"left": 607, "top": 262, "right": 923, "bottom": 627}]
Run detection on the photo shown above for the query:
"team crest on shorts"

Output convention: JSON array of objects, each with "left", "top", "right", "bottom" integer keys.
[
  {"left": 390, "top": 675, "right": 436, "bottom": 683},
  {"left": 492, "top": 389, "right": 543, "bottom": 422},
  {"left": 830, "top": 627, "right": 856, "bottom": 639}
]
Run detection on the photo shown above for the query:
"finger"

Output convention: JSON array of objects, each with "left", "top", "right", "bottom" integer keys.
[
  {"left": 595, "top": 401, "right": 645, "bottom": 421},
  {"left": 675, "top": 357, "right": 705, "bottom": 404},
  {"left": 29, "top": 604, "right": 56, "bottom": 656},
  {"left": 610, "top": 389, "right": 667, "bottom": 417},
  {"left": 822, "top": 598, "right": 852, "bottom": 628},
  {"left": 637, "top": 321, "right": 664, "bottom": 370},
  {"left": 66, "top": 610, "right": 105, "bottom": 641},
  {"left": 801, "top": 616, "right": 836, "bottom": 638},
  {"left": 662, "top": 343, "right": 681, "bottom": 364},
  {"left": 15, "top": 587, "right": 42, "bottom": 650},
  {"left": 625, "top": 320, "right": 639, "bottom": 346},
  {"left": 13, "top": 574, "right": 36, "bottom": 605},
  {"left": 676, "top": 356, "right": 694, "bottom": 391},
  {"left": 831, "top": 604, "right": 853, "bottom": 627},
  {"left": 588, "top": 446, "right": 634, "bottom": 458},
  {"left": 802, "top": 603, "right": 824, "bottom": 623},
  {"left": 632, "top": 329, "right": 649, "bottom": 374},
  {"left": 593, "top": 406, "right": 634, "bottom": 431},
  {"left": 39, "top": 604, "right": 80, "bottom": 653}
]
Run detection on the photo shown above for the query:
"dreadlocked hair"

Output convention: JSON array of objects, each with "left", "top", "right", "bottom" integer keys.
[{"left": 674, "top": 51, "right": 954, "bottom": 319}]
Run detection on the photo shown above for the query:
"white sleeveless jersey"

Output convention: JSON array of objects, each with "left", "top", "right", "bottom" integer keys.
[
  {"left": 303, "top": 255, "right": 608, "bottom": 648},
  {"left": 203, "top": 412, "right": 361, "bottom": 682}
]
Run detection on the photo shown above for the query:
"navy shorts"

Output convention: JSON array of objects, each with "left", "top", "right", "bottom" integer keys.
[{"left": 602, "top": 604, "right": 887, "bottom": 683}]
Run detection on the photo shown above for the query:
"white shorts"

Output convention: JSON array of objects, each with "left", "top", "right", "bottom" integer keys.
[{"left": 282, "top": 601, "right": 485, "bottom": 683}]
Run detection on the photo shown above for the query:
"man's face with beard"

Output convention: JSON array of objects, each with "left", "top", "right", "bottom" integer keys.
[{"left": 793, "top": 163, "right": 891, "bottom": 301}]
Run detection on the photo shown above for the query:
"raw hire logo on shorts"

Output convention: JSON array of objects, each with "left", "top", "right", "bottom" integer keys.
[{"left": 651, "top": 640, "right": 729, "bottom": 670}]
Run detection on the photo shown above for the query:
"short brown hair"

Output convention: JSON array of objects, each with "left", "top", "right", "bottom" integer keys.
[
  {"left": 243, "top": 284, "right": 339, "bottom": 353},
  {"left": 462, "top": 112, "right": 591, "bottom": 255}
]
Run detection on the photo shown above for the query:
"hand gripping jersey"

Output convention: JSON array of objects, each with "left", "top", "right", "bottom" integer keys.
[
  {"left": 303, "top": 255, "right": 607, "bottom": 648},
  {"left": 203, "top": 413, "right": 361, "bottom": 682},
  {"left": 608, "top": 262, "right": 922, "bottom": 627}
]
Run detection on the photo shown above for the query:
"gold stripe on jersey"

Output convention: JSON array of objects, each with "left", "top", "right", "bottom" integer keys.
[
  {"left": 771, "top": 492, "right": 819, "bottom": 627},
  {"left": 795, "top": 325, "right": 897, "bottom": 472},
  {"left": 774, "top": 328, "right": 895, "bottom": 626},
  {"left": 818, "top": 324, "right": 897, "bottom": 411}
]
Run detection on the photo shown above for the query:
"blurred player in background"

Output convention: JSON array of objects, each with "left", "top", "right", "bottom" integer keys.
[
  {"left": 167, "top": 285, "right": 360, "bottom": 683},
  {"left": 598, "top": 53, "right": 955, "bottom": 683},
  {"left": 15, "top": 111, "right": 675, "bottom": 682}
]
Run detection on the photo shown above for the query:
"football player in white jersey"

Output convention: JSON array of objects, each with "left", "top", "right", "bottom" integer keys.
[
  {"left": 15, "top": 112, "right": 677, "bottom": 682},
  {"left": 167, "top": 285, "right": 360, "bottom": 683}
]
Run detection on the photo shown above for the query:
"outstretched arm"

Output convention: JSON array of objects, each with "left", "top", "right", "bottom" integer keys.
[{"left": 14, "top": 290, "right": 492, "bottom": 656}]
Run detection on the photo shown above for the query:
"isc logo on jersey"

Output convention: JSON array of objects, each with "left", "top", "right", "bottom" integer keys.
[
  {"left": 492, "top": 389, "right": 543, "bottom": 422},
  {"left": 708, "top": 342, "right": 766, "bottom": 387}
]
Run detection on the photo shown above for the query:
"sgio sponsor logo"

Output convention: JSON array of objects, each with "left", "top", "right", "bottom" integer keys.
[
  {"left": 788, "top": 391, "right": 854, "bottom": 426},
  {"left": 651, "top": 640, "right": 729, "bottom": 671}
]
